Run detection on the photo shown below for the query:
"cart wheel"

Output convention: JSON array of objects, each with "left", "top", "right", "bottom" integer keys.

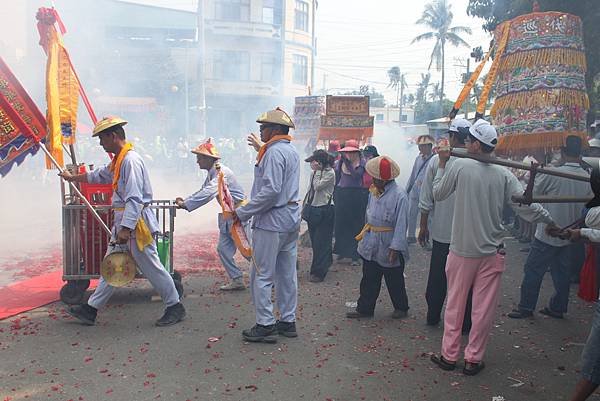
[
  {"left": 174, "top": 279, "right": 184, "bottom": 298},
  {"left": 60, "top": 282, "right": 85, "bottom": 305},
  {"left": 76, "top": 279, "right": 90, "bottom": 291},
  {"left": 171, "top": 270, "right": 182, "bottom": 282}
]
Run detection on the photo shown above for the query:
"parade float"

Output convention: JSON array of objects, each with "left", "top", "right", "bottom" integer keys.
[
  {"left": 448, "top": 5, "right": 593, "bottom": 202},
  {"left": 293, "top": 95, "right": 374, "bottom": 147},
  {"left": 452, "top": 5, "right": 589, "bottom": 156}
]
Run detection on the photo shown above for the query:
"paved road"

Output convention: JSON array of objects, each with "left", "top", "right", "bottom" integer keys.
[{"left": 0, "top": 238, "right": 595, "bottom": 401}]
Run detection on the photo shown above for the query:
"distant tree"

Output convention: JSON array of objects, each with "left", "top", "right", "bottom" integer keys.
[
  {"left": 342, "top": 86, "right": 386, "bottom": 107},
  {"left": 429, "top": 82, "right": 443, "bottom": 102},
  {"left": 412, "top": 0, "right": 472, "bottom": 112},
  {"left": 414, "top": 73, "right": 431, "bottom": 121},
  {"left": 387, "top": 66, "right": 408, "bottom": 125},
  {"left": 467, "top": 0, "right": 600, "bottom": 121}
]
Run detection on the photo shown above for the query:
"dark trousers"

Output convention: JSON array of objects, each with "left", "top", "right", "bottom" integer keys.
[
  {"left": 570, "top": 241, "right": 585, "bottom": 283},
  {"left": 357, "top": 258, "right": 409, "bottom": 315},
  {"left": 308, "top": 205, "right": 335, "bottom": 279},
  {"left": 425, "top": 240, "right": 472, "bottom": 329},
  {"left": 518, "top": 238, "right": 573, "bottom": 313}
]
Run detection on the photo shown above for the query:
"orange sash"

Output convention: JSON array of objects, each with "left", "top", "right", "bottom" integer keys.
[
  {"left": 110, "top": 142, "right": 133, "bottom": 191},
  {"left": 256, "top": 135, "right": 292, "bottom": 165}
]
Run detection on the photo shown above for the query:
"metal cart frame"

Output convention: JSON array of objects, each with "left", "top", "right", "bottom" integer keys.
[{"left": 59, "top": 199, "right": 182, "bottom": 304}]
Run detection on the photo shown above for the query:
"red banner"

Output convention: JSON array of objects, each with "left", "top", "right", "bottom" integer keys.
[{"left": 0, "top": 57, "right": 47, "bottom": 177}]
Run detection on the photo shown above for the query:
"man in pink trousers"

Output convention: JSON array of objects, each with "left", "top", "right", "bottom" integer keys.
[{"left": 429, "top": 119, "right": 557, "bottom": 375}]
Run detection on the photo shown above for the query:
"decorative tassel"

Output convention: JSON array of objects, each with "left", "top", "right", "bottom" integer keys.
[
  {"left": 498, "top": 48, "right": 586, "bottom": 72},
  {"left": 496, "top": 130, "right": 588, "bottom": 152},
  {"left": 492, "top": 89, "right": 590, "bottom": 115}
]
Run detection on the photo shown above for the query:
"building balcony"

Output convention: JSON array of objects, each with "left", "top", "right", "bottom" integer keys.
[{"left": 205, "top": 19, "right": 282, "bottom": 40}]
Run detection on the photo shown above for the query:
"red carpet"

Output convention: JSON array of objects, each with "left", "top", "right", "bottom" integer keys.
[
  {"left": 0, "top": 232, "right": 221, "bottom": 320},
  {"left": 0, "top": 270, "right": 96, "bottom": 320}
]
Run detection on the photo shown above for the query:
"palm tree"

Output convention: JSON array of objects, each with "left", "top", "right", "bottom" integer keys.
[
  {"left": 415, "top": 73, "right": 431, "bottom": 108},
  {"left": 429, "top": 82, "right": 442, "bottom": 102},
  {"left": 388, "top": 66, "right": 408, "bottom": 125},
  {"left": 412, "top": 0, "right": 471, "bottom": 113}
]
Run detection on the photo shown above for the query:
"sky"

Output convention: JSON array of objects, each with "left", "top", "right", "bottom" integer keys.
[{"left": 119, "top": 0, "right": 493, "bottom": 104}]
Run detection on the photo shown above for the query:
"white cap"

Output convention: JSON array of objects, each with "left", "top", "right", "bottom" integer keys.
[
  {"left": 448, "top": 118, "right": 472, "bottom": 133},
  {"left": 589, "top": 138, "right": 600, "bottom": 148},
  {"left": 469, "top": 119, "right": 498, "bottom": 148}
]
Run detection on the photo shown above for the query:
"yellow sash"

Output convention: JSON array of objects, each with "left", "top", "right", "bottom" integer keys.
[
  {"left": 369, "top": 184, "right": 384, "bottom": 198},
  {"left": 355, "top": 223, "right": 394, "bottom": 241},
  {"left": 256, "top": 135, "right": 293, "bottom": 165},
  {"left": 114, "top": 207, "right": 154, "bottom": 252},
  {"left": 110, "top": 142, "right": 133, "bottom": 191}
]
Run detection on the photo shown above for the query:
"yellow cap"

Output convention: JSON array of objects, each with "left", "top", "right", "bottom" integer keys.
[
  {"left": 256, "top": 107, "right": 295, "bottom": 128},
  {"left": 416, "top": 135, "right": 435, "bottom": 145},
  {"left": 92, "top": 116, "right": 128, "bottom": 137}
]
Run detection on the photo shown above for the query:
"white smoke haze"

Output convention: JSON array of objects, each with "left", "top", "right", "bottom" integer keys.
[{"left": 0, "top": 0, "right": 424, "bottom": 284}]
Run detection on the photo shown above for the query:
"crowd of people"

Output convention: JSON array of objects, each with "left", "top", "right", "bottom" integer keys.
[{"left": 57, "top": 108, "right": 600, "bottom": 399}]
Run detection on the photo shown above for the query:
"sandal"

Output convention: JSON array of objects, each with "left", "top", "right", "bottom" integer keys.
[
  {"left": 463, "top": 361, "right": 485, "bottom": 376},
  {"left": 430, "top": 354, "right": 456, "bottom": 371},
  {"left": 539, "top": 307, "right": 564, "bottom": 319}
]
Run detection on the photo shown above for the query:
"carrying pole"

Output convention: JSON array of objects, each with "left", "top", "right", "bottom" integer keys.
[{"left": 450, "top": 148, "right": 590, "bottom": 183}]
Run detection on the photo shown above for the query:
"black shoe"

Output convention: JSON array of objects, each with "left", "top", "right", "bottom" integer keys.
[
  {"left": 463, "top": 361, "right": 485, "bottom": 376},
  {"left": 346, "top": 310, "right": 373, "bottom": 319},
  {"left": 242, "top": 324, "right": 277, "bottom": 343},
  {"left": 309, "top": 274, "right": 324, "bottom": 283},
  {"left": 155, "top": 303, "right": 186, "bottom": 327},
  {"left": 66, "top": 304, "right": 97, "bottom": 326},
  {"left": 507, "top": 309, "right": 533, "bottom": 319},
  {"left": 430, "top": 354, "right": 456, "bottom": 371},
  {"left": 391, "top": 309, "right": 408, "bottom": 319},
  {"left": 539, "top": 307, "right": 564, "bottom": 319},
  {"left": 276, "top": 320, "right": 298, "bottom": 338}
]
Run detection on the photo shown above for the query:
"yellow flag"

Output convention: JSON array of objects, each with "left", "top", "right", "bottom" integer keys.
[{"left": 44, "top": 28, "right": 79, "bottom": 168}]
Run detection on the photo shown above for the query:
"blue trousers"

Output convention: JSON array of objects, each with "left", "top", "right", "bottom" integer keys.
[
  {"left": 517, "top": 238, "right": 573, "bottom": 313},
  {"left": 216, "top": 213, "right": 247, "bottom": 280},
  {"left": 250, "top": 228, "right": 299, "bottom": 326}
]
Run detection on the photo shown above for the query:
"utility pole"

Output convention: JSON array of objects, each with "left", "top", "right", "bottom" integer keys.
[
  {"left": 456, "top": 57, "right": 471, "bottom": 119},
  {"left": 197, "top": 0, "right": 206, "bottom": 137},
  {"left": 311, "top": 0, "right": 316, "bottom": 92},
  {"left": 464, "top": 58, "right": 470, "bottom": 119},
  {"left": 399, "top": 73, "right": 404, "bottom": 127}
]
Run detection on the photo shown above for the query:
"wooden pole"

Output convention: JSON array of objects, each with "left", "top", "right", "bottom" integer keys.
[
  {"left": 512, "top": 195, "right": 593, "bottom": 204},
  {"left": 39, "top": 143, "right": 111, "bottom": 236},
  {"left": 450, "top": 148, "right": 590, "bottom": 183}
]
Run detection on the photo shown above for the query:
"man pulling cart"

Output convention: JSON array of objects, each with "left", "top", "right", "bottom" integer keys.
[{"left": 59, "top": 116, "right": 186, "bottom": 327}]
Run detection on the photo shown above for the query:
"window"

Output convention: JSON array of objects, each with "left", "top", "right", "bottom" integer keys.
[
  {"left": 213, "top": 50, "right": 250, "bottom": 81},
  {"left": 376, "top": 113, "right": 384, "bottom": 122},
  {"left": 215, "top": 0, "right": 250, "bottom": 22},
  {"left": 261, "top": 53, "right": 278, "bottom": 82},
  {"left": 294, "top": 0, "right": 309, "bottom": 32},
  {"left": 401, "top": 114, "right": 408, "bottom": 122},
  {"left": 292, "top": 54, "right": 308, "bottom": 85},
  {"left": 263, "top": 0, "right": 283, "bottom": 25}
]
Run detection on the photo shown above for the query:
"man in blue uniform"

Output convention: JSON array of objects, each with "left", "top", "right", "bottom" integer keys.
[
  {"left": 235, "top": 108, "right": 300, "bottom": 343},
  {"left": 59, "top": 116, "right": 185, "bottom": 327}
]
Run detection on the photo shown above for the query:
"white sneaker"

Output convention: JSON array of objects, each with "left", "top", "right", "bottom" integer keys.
[{"left": 220, "top": 278, "right": 245, "bottom": 291}]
